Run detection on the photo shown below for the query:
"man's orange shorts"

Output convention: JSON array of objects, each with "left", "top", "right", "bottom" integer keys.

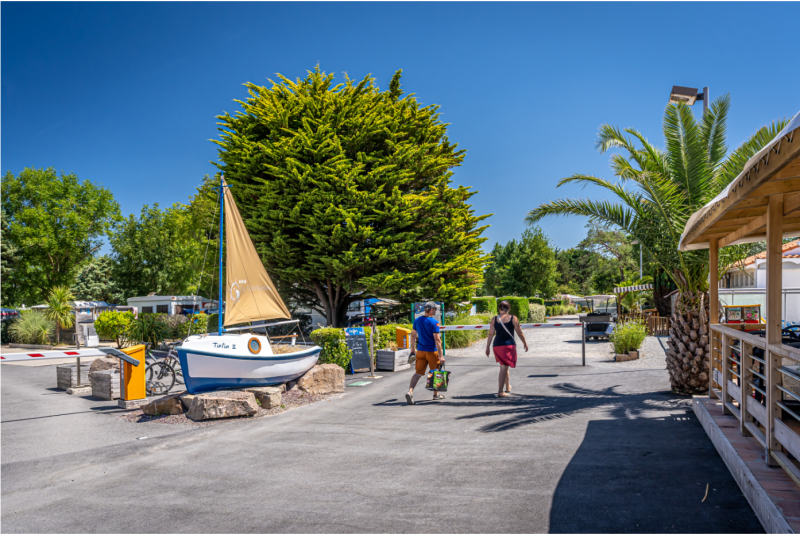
[{"left": 415, "top": 350, "right": 442, "bottom": 374}]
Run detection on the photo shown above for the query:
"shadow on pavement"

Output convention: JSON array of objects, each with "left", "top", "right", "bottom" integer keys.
[{"left": 549, "top": 413, "right": 763, "bottom": 533}]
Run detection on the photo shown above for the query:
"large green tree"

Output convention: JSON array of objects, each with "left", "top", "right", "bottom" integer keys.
[
  {"left": 214, "top": 68, "right": 489, "bottom": 326},
  {"left": 527, "top": 96, "right": 786, "bottom": 393},
  {"left": 1, "top": 208, "right": 22, "bottom": 306},
  {"left": 480, "top": 226, "right": 558, "bottom": 298},
  {"left": 71, "top": 256, "right": 124, "bottom": 304},
  {"left": 1, "top": 167, "right": 121, "bottom": 305},
  {"left": 110, "top": 204, "right": 202, "bottom": 300}
]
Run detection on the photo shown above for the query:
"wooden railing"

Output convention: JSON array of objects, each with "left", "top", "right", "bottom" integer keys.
[
  {"left": 618, "top": 313, "right": 670, "bottom": 336},
  {"left": 711, "top": 323, "right": 800, "bottom": 487}
]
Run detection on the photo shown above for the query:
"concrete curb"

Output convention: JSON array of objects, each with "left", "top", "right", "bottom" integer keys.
[{"left": 693, "top": 396, "right": 793, "bottom": 534}]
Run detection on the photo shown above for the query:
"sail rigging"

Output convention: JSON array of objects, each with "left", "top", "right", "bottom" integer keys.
[{"left": 222, "top": 179, "right": 291, "bottom": 326}]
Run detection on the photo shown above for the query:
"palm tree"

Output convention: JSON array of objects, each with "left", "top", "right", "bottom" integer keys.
[
  {"left": 45, "top": 286, "right": 75, "bottom": 345},
  {"left": 527, "top": 96, "right": 787, "bottom": 393}
]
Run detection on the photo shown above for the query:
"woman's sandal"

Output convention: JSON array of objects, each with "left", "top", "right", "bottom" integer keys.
[
  {"left": 433, "top": 394, "right": 446, "bottom": 400},
  {"left": 496, "top": 392, "right": 510, "bottom": 398},
  {"left": 505, "top": 386, "right": 512, "bottom": 393}
]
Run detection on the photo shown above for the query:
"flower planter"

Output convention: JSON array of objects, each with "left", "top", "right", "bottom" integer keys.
[
  {"left": 376, "top": 348, "right": 411, "bottom": 372},
  {"left": 628, "top": 350, "right": 640, "bottom": 360}
]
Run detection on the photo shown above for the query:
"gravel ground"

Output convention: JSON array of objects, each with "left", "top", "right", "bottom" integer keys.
[
  {"left": 118, "top": 389, "right": 339, "bottom": 427},
  {"left": 445, "top": 317, "right": 668, "bottom": 370}
]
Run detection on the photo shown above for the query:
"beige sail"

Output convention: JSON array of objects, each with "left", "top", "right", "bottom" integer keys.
[{"left": 223, "top": 180, "right": 291, "bottom": 326}]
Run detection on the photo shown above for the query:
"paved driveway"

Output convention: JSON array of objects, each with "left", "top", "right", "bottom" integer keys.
[{"left": 1, "top": 331, "right": 762, "bottom": 533}]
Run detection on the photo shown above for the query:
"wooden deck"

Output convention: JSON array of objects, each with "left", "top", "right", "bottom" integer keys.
[{"left": 695, "top": 396, "right": 800, "bottom": 533}]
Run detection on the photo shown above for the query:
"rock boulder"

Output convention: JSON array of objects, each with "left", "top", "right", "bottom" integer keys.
[
  {"left": 179, "top": 394, "right": 196, "bottom": 410},
  {"left": 243, "top": 386, "right": 282, "bottom": 409},
  {"left": 297, "top": 364, "right": 345, "bottom": 395},
  {"left": 186, "top": 391, "right": 258, "bottom": 421},
  {"left": 141, "top": 393, "right": 184, "bottom": 416},
  {"left": 89, "top": 357, "right": 119, "bottom": 373}
]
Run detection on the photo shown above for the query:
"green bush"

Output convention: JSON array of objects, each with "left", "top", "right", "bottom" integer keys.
[
  {"left": 528, "top": 304, "right": 546, "bottom": 323},
  {"left": 561, "top": 297, "right": 570, "bottom": 306},
  {"left": 128, "top": 313, "right": 169, "bottom": 346},
  {"left": 496, "top": 297, "right": 529, "bottom": 320},
  {"left": 207, "top": 314, "right": 222, "bottom": 333},
  {"left": 309, "top": 327, "right": 351, "bottom": 370},
  {"left": 610, "top": 320, "right": 648, "bottom": 354},
  {"left": 442, "top": 313, "right": 492, "bottom": 349},
  {"left": 94, "top": 311, "right": 135, "bottom": 348},
  {"left": 1, "top": 317, "right": 15, "bottom": 344},
  {"left": 9, "top": 311, "right": 55, "bottom": 345},
  {"left": 176, "top": 314, "right": 209, "bottom": 338},
  {"left": 471, "top": 297, "right": 497, "bottom": 315},
  {"left": 528, "top": 297, "right": 544, "bottom": 306}
]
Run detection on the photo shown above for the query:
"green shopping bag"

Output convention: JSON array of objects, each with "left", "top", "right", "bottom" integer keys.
[{"left": 425, "top": 364, "right": 450, "bottom": 391}]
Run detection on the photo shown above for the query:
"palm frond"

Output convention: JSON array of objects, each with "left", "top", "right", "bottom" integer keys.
[{"left": 701, "top": 93, "right": 730, "bottom": 170}]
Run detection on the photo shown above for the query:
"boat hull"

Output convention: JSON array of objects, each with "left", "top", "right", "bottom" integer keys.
[{"left": 177, "top": 334, "right": 321, "bottom": 394}]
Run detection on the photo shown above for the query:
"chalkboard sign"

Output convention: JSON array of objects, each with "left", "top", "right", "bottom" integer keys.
[{"left": 345, "top": 327, "right": 371, "bottom": 373}]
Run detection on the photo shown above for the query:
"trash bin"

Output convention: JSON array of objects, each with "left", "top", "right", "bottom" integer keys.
[{"left": 396, "top": 327, "right": 411, "bottom": 349}]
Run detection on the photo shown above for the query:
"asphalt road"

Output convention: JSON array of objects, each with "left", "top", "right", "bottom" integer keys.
[{"left": 1, "top": 336, "right": 762, "bottom": 533}]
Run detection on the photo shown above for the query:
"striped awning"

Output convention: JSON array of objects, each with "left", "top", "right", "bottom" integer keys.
[{"left": 613, "top": 284, "right": 653, "bottom": 294}]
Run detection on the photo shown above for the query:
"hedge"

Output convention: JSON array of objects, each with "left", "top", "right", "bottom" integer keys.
[
  {"left": 528, "top": 304, "right": 546, "bottom": 323},
  {"left": 471, "top": 297, "right": 497, "bottom": 315},
  {"left": 528, "top": 297, "right": 544, "bottom": 306},
  {"left": 496, "top": 297, "right": 529, "bottom": 320},
  {"left": 309, "top": 327, "right": 352, "bottom": 370}
]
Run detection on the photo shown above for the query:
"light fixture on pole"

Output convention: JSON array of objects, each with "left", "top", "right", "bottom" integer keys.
[
  {"left": 631, "top": 240, "right": 642, "bottom": 278},
  {"left": 668, "top": 85, "right": 709, "bottom": 116}
]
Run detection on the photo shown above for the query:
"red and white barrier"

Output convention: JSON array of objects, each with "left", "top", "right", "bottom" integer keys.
[
  {"left": 440, "top": 323, "right": 582, "bottom": 331},
  {"left": 0, "top": 348, "right": 106, "bottom": 362}
]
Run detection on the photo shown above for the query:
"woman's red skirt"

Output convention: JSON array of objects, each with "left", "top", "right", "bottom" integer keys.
[{"left": 493, "top": 345, "right": 517, "bottom": 367}]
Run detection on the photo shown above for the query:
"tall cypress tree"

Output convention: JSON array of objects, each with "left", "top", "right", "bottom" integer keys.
[{"left": 214, "top": 68, "right": 489, "bottom": 326}]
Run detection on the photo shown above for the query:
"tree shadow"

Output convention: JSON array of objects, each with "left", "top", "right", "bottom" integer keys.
[{"left": 446, "top": 384, "right": 687, "bottom": 433}]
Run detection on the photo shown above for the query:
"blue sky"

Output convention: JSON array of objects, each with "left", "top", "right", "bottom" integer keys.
[{"left": 3, "top": 2, "right": 799, "bottom": 254}]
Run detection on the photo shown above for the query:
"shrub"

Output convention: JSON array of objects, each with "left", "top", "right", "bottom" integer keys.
[
  {"left": 94, "top": 311, "right": 135, "bottom": 348},
  {"left": 471, "top": 297, "right": 497, "bottom": 315},
  {"left": 309, "top": 326, "right": 351, "bottom": 370},
  {"left": 175, "top": 314, "right": 209, "bottom": 338},
  {"left": 207, "top": 314, "right": 223, "bottom": 333},
  {"left": 496, "top": 297, "right": 529, "bottom": 320},
  {"left": 128, "top": 313, "right": 169, "bottom": 346},
  {"left": 610, "top": 320, "right": 648, "bottom": 354},
  {"left": 443, "top": 313, "right": 492, "bottom": 349},
  {"left": 1, "top": 317, "right": 15, "bottom": 344},
  {"left": 528, "top": 304, "right": 546, "bottom": 323},
  {"left": 528, "top": 297, "right": 544, "bottom": 306},
  {"left": 561, "top": 297, "right": 570, "bottom": 306},
  {"left": 9, "top": 311, "right": 55, "bottom": 345}
]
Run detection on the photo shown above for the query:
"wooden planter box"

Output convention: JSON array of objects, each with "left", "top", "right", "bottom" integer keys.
[
  {"left": 376, "top": 349, "right": 411, "bottom": 372},
  {"left": 56, "top": 363, "right": 92, "bottom": 390},
  {"left": 615, "top": 350, "right": 640, "bottom": 362},
  {"left": 91, "top": 369, "right": 120, "bottom": 400}
]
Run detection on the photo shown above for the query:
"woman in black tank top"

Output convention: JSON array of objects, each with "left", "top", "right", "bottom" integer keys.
[{"left": 485, "top": 300, "right": 529, "bottom": 397}]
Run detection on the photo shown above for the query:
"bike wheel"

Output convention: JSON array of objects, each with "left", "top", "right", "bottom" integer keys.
[
  {"left": 168, "top": 356, "right": 185, "bottom": 384},
  {"left": 145, "top": 362, "right": 176, "bottom": 396}
]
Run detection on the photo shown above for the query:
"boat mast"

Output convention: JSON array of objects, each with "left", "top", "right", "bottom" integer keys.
[{"left": 218, "top": 174, "right": 225, "bottom": 334}]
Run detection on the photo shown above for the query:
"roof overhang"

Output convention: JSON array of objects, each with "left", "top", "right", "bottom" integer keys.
[{"left": 679, "top": 112, "right": 800, "bottom": 251}]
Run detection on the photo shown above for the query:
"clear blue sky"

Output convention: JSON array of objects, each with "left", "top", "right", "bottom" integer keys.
[{"left": 3, "top": 2, "right": 799, "bottom": 254}]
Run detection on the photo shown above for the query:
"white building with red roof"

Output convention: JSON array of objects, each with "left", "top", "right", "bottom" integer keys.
[{"left": 721, "top": 240, "right": 800, "bottom": 289}]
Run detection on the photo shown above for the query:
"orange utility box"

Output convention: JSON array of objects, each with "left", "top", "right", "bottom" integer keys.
[
  {"left": 396, "top": 327, "right": 411, "bottom": 349},
  {"left": 120, "top": 344, "right": 146, "bottom": 401}
]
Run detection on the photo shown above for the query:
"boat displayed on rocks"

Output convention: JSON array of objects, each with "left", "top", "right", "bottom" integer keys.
[{"left": 177, "top": 176, "right": 321, "bottom": 394}]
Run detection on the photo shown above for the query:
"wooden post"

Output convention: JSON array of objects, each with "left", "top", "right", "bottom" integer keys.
[
  {"left": 741, "top": 339, "right": 754, "bottom": 437},
  {"left": 721, "top": 332, "right": 732, "bottom": 415},
  {"left": 766, "top": 194, "right": 784, "bottom": 467},
  {"left": 709, "top": 237, "right": 720, "bottom": 399}
]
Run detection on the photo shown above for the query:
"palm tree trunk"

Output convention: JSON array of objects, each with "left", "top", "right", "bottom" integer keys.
[
  {"left": 56, "top": 324, "right": 60, "bottom": 345},
  {"left": 665, "top": 290, "right": 709, "bottom": 393}
]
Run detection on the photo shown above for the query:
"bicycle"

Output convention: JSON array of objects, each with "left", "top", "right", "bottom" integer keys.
[{"left": 144, "top": 342, "right": 182, "bottom": 395}]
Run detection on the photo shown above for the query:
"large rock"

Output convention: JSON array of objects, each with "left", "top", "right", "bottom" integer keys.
[
  {"left": 89, "top": 357, "right": 119, "bottom": 373},
  {"left": 297, "top": 364, "right": 345, "bottom": 395},
  {"left": 186, "top": 391, "right": 258, "bottom": 421},
  {"left": 243, "top": 387, "right": 282, "bottom": 409},
  {"left": 141, "top": 393, "right": 184, "bottom": 416},
  {"left": 179, "top": 394, "right": 196, "bottom": 410}
]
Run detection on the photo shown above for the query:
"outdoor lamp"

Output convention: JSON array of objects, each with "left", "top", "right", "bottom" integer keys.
[{"left": 668, "top": 85, "right": 709, "bottom": 115}]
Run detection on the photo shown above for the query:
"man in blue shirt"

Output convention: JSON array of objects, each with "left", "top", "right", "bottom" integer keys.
[{"left": 406, "top": 301, "right": 445, "bottom": 405}]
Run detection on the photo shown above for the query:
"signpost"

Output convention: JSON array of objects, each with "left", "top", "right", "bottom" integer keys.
[{"left": 344, "top": 327, "right": 371, "bottom": 373}]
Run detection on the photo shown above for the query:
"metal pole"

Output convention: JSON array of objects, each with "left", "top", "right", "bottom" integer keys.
[
  {"left": 581, "top": 321, "right": 586, "bottom": 366},
  {"left": 218, "top": 175, "right": 225, "bottom": 335},
  {"left": 702, "top": 86, "right": 709, "bottom": 116},
  {"left": 639, "top": 245, "right": 643, "bottom": 279},
  {"left": 369, "top": 322, "right": 375, "bottom": 376}
]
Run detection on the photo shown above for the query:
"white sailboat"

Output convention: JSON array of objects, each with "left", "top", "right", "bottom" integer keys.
[{"left": 177, "top": 177, "right": 321, "bottom": 394}]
